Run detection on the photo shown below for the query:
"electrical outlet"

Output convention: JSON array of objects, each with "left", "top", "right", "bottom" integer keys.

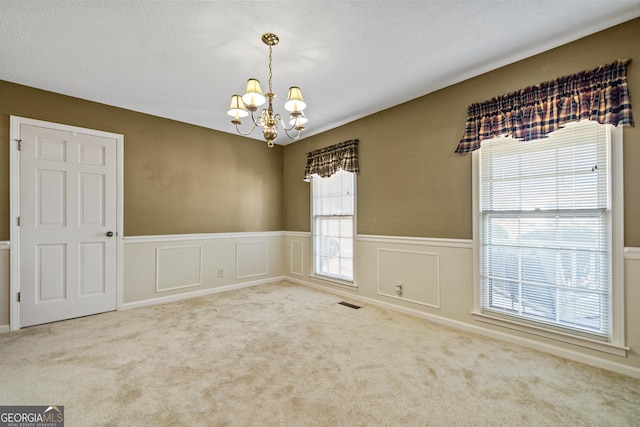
[
  {"left": 395, "top": 284, "right": 403, "bottom": 296},
  {"left": 217, "top": 269, "right": 224, "bottom": 278}
]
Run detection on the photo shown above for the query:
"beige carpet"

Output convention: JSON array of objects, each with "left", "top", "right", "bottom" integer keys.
[{"left": 1, "top": 281, "right": 639, "bottom": 426}]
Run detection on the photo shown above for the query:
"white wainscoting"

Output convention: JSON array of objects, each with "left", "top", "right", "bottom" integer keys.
[
  {"left": 284, "top": 232, "right": 640, "bottom": 379},
  {"left": 4, "top": 231, "right": 640, "bottom": 377},
  {"left": 624, "top": 247, "right": 640, "bottom": 260},
  {"left": 122, "top": 232, "right": 284, "bottom": 309},
  {"left": 358, "top": 234, "right": 471, "bottom": 312},
  {"left": 376, "top": 248, "right": 440, "bottom": 308},
  {"left": 290, "top": 240, "right": 304, "bottom": 276},
  {"left": 283, "top": 232, "right": 470, "bottom": 308},
  {"left": 0, "top": 242, "right": 9, "bottom": 333},
  {"left": 284, "top": 232, "right": 312, "bottom": 278},
  {"left": 236, "top": 241, "right": 269, "bottom": 279},
  {"left": 156, "top": 245, "right": 202, "bottom": 292}
]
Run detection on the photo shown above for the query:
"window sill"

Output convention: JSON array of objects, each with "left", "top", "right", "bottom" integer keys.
[
  {"left": 309, "top": 274, "right": 357, "bottom": 290},
  {"left": 472, "top": 311, "right": 629, "bottom": 357}
]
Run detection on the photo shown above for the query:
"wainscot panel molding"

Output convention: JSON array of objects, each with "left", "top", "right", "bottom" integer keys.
[
  {"left": 236, "top": 241, "right": 269, "bottom": 279},
  {"left": 123, "top": 232, "right": 285, "bottom": 305},
  {"left": 284, "top": 232, "right": 311, "bottom": 279},
  {"left": 290, "top": 240, "right": 304, "bottom": 276},
  {"left": 356, "top": 235, "right": 471, "bottom": 314},
  {"left": 0, "top": 241, "right": 9, "bottom": 249},
  {"left": 156, "top": 245, "right": 202, "bottom": 292},
  {"left": 376, "top": 248, "right": 440, "bottom": 308}
]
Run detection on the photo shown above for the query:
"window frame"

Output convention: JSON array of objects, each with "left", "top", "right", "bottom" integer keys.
[
  {"left": 471, "top": 122, "right": 627, "bottom": 356},
  {"left": 310, "top": 170, "right": 357, "bottom": 287}
]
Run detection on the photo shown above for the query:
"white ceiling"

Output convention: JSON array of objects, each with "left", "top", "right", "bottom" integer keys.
[{"left": 1, "top": 1, "right": 639, "bottom": 144}]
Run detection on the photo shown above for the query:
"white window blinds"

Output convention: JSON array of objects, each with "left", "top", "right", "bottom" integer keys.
[
  {"left": 480, "top": 121, "right": 612, "bottom": 339},
  {"left": 312, "top": 169, "right": 355, "bottom": 282}
]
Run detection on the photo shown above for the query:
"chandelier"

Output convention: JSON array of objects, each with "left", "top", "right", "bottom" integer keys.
[{"left": 227, "top": 33, "right": 308, "bottom": 147}]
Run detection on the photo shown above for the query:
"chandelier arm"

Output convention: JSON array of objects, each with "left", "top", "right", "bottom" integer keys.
[
  {"left": 234, "top": 120, "right": 258, "bottom": 136},
  {"left": 274, "top": 113, "right": 294, "bottom": 131},
  {"left": 234, "top": 123, "right": 257, "bottom": 136},
  {"left": 275, "top": 114, "right": 302, "bottom": 140},
  {"left": 249, "top": 109, "right": 264, "bottom": 127},
  {"left": 282, "top": 127, "right": 302, "bottom": 140}
]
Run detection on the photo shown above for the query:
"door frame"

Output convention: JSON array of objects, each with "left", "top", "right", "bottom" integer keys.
[{"left": 9, "top": 116, "right": 124, "bottom": 331}]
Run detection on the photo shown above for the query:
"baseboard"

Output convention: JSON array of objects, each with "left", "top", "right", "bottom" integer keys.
[
  {"left": 285, "top": 275, "right": 640, "bottom": 380},
  {"left": 0, "top": 324, "right": 10, "bottom": 334},
  {"left": 122, "top": 276, "right": 285, "bottom": 310}
]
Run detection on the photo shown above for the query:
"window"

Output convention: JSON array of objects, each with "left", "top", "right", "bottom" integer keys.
[
  {"left": 312, "top": 169, "right": 355, "bottom": 283},
  {"left": 475, "top": 120, "right": 624, "bottom": 350}
]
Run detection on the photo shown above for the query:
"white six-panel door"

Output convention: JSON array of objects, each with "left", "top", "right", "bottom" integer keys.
[{"left": 16, "top": 119, "right": 120, "bottom": 327}]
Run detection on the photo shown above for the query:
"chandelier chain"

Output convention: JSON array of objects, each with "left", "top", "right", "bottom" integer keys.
[{"left": 268, "top": 45, "right": 273, "bottom": 94}]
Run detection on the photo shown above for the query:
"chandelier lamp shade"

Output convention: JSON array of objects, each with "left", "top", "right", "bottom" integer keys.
[{"left": 227, "top": 33, "right": 308, "bottom": 147}]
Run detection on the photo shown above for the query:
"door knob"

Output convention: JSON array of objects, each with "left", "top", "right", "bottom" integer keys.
[{"left": 106, "top": 231, "right": 114, "bottom": 237}]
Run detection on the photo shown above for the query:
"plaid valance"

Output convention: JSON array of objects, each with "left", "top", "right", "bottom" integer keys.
[
  {"left": 455, "top": 60, "right": 634, "bottom": 153},
  {"left": 303, "top": 139, "right": 359, "bottom": 182}
]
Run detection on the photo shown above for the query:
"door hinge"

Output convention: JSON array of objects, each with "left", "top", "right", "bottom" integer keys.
[
  {"left": 15, "top": 139, "right": 22, "bottom": 151},
  {"left": 17, "top": 292, "right": 21, "bottom": 302},
  {"left": 16, "top": 217, "right": 20, "bottom": 226}
]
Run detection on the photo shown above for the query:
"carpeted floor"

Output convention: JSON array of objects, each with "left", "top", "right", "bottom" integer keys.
[{"left": 1, "top": 281, "right": 639, "bottom": 426}]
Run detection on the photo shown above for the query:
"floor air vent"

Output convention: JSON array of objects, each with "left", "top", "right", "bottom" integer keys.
[{"left": 338, "top": 301, "right": 361, "bottom": 309}]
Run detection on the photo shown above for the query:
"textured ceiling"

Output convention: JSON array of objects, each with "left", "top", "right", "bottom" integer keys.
[{"left": 1, "top": 1, "right": 639, "bottom": 144}]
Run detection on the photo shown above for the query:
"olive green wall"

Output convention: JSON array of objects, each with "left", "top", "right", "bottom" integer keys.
[
  {"left": 283, "top": 18, "right": 640, "bottom": 246},
  {"left": 0, "top": 82, "right": 283, "bottom": 238}
]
